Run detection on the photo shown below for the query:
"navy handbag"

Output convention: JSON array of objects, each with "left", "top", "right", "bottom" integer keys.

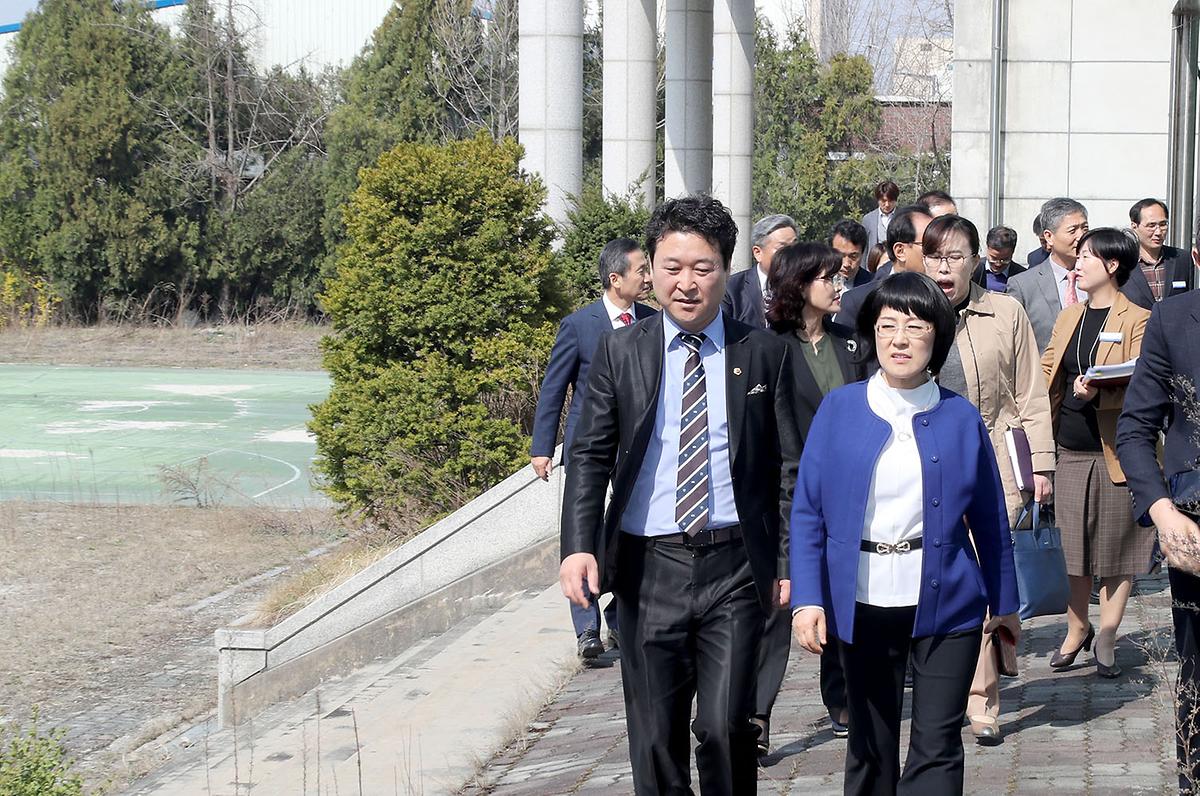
[{"left": 1011, "top": 501, "right": 1070, "bottom": 620}]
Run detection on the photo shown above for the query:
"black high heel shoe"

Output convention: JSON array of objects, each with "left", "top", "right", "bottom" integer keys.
[{"left": 1050, "top": 624, "right": 1095, "bottom": 669}]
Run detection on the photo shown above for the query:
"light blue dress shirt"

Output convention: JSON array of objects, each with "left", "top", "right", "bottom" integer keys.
[{"left": 621, "top": 311, "right": 739, "bottom": 536}]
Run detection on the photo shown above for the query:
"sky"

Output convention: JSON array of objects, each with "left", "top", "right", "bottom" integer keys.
[{"left": 1, "top": 0, "right": 39, "bottom": 27}]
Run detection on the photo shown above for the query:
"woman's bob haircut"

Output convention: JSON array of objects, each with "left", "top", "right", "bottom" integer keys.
[{"left": 856, "top": 271, "right": 957, "bottom": 375}]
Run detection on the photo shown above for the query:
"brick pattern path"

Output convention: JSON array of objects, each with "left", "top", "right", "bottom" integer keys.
[{"left": 467, "top": 573, "right": 1180, "bottom": 795}]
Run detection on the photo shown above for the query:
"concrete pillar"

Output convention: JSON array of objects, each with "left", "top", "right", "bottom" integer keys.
[
  {"left": 602, "top": 0, "right": 658, "bottom": 207},
  {"left": 712, "top": 0, "right": 755, "bottom": 270},
  {"left": 519, "top": 0, "right": 584, "bottom": 224},
  {"left": 664, "top": 0, "right": 713, "bottom": 198}
]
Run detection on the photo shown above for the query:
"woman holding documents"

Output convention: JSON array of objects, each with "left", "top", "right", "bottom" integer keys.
[
  {"left": 1042, "top": 228, "right": 1152, "bottom": 678},
  {"left": 921, "top": 214, "right": 1054, "bottom": 743}
]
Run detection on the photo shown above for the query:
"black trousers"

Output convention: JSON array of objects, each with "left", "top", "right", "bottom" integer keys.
[
  {"left": 614, "top": 533, "right": 766, "bottom": 796},
  {"left": 841, "top": 602, "right": 981, "bottom": 796},
  {"left": 755, "top": 605, "right": 845, "bottom": 721},
  {"left": 1171, "top": 567, "right": 1200, "bottom": 793}
]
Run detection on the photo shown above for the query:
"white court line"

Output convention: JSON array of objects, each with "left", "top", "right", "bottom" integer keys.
[{"left": 226, "top": 450, "right": 303, "bottom": 499}]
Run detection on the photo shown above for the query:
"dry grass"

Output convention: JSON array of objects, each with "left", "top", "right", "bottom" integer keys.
[
  {"left": 249, "top": 539, "right": 394, "bottom": 627},
  {"left": 0, "top": 322, "right": 325, "bottom": 371},
  {"left": 0, "top": 501, "right": 347, "bottom": 790}
]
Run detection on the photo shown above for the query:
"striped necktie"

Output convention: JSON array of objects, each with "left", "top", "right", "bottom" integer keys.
[{"left": 675, "top": 332, "right": 710, "bottom": 536}]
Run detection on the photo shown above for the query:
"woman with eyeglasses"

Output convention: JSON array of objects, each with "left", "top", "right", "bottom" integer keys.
[
  {"left": 921, "top": 214, "right": 1054, "bottom": 745},
  {"left": 1042, "top": 228, "right": 1152, "bottom": 679},
  {"left": 750, "top": 241, "right": 866, "bottom": 755},
  {"left": 790, "top": 271, "right": 1019, "bottom": 796}
]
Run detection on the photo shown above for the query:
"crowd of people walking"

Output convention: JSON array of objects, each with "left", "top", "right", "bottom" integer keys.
[{"left": 537, "top": 183, "right": 1200, "bottom": 795}]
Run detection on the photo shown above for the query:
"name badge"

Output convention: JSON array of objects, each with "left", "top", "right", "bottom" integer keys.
[
  {"left": 1174, "top": 280, "right": 1188, "bottom": 289},
  {"left": 1098, "top": 331, "right": 1123, "bottom": 344}
]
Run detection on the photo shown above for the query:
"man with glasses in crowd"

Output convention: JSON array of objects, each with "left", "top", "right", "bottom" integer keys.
[
  {"left": 973, "top": 225, "right": 1026, "bottom": 293},
  {"left": 1122, "top": 197, "right": 1195, "bottom": 310}
]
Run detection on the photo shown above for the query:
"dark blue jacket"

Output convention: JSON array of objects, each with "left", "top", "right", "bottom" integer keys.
[
  {"left": 530, "top": 298, "right": 654, "bottom": 461},
  {"left": 1117, "top": 291, "right": 1200, "bottom": 521},
  {"left": 789, "top": 380, "right": 1020, "bottom": 642}
]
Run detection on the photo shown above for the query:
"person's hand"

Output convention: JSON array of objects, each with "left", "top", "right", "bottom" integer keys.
[
  {"left": 1032, "top": 473, "right": 1053, "bottom": 504},
  {"left": 531, "top": 456, "right": 553, "bottom": 481},
  {"left": 984, "top": 612, "right": 1021, "bottom": 641},
  {"left": 1149, "top": 499, "right": 1200, "bottom": 576},
  {"left": 775, "top": 579, "right": 791, "bottom": 609},
  {"left": 559, "top": 553, "right": 599, "bottom": 608},
  {"left": 1073, "top": 375, "right": 1097, "bottom": 402},
  {"left": 791, "top": 607, "right": 826, "bottom": 654}
]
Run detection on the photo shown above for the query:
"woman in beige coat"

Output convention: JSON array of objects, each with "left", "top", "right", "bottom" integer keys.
[
  {"left": 922, "top": 214, "right": 1055, "bottom": 744},
  {"left": 1042, "top": 227, "right": 1152, "bottom": 679}
]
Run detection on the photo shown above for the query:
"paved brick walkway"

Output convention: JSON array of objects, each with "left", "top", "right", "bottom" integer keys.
[{"left": 467, "top": 572, "right": 1181, "bottom": 795}]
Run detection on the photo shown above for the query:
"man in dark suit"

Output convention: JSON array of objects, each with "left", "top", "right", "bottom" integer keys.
[
  {"left": 1027, "top": 213, "right": 1050, "bottom": 267},
  {"left": 834, "top": 204, "right": 933, "bottom": 330},
  {"left": 972, "top": 224, "right": 1026, "bottom": 292},
  {"left": 830, "top": 219, "right": 873, "bottom": 288},
  {"left": 721, "top": 213, "right": 797, "bottom": 328},
  {"left": 1123, "top": 197, "right": 1195, "bottom": 310},
  {"left": 531, "top": 237, "right": 654, "bottom": 659},
  {"left": 1116, "top": 286, "right": 1200, "bottom": 793},
  {"left": 560, "top": 195, "right": 802, "bottom": 795}
]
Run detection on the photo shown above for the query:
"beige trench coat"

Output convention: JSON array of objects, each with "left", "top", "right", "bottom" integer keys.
[{"left": 954, "top": 284, "right": 1056, "bottom": 524}]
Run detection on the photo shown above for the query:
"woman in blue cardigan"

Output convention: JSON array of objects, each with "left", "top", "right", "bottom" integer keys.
[{"left": 790, "top": 271, "right": 1021, "bottom": 796}]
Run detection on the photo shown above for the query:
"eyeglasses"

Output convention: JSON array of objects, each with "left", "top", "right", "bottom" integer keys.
[
  {"left": 875, "top": 320, "right": 934, "bottom": 339},
  {"left": 922, "top": 253, "right": 970, "bottom": 269},
  {"left": 817, "top": 274, "right": 847, "bottom": 292},
  {"left": 1139, "top": 220, "right": 1169, "bottom": 231}
]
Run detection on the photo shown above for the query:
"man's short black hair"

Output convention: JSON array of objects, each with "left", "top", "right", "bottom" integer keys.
[
  {"left": 830, "top": 219, "right": 869, "bottom": 251},
  {"left": 985, "top": 225, "right": 1018, "bottom": 252},
  {"left": 645, "top": 195, "right": 738, "bottom": 269},
  {"left": 856, "top": 271, "right": 956, "bottom": 375},
  {"left": 885, "top": 204, "right": 934, "bottom": 255},
  {"left": 1129, "top": 197, "right": 1169, "bottom": 224},
  {"left": 598, "top": 238, "right": 641, "bottom": 289},
  {"left": 1077, "top": 228, "right": 1139, "bottom": 287}
]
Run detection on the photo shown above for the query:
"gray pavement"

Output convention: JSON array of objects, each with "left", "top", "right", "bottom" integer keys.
[{"left": 467, "top": 572, "right": 1181, "bottom": 795}]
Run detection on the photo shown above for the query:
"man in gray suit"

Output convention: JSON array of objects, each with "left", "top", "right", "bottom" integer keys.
[
  {"left": 861, "top": 179, "right": 900, "bottom": 262},
  {"left": 1007, "top": 197, "right": 1090, "bottom": 352}
]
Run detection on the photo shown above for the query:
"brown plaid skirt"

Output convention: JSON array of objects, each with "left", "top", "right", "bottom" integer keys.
[{"left": 1055, "top": 448, "right": 1155, "bottom": 577}]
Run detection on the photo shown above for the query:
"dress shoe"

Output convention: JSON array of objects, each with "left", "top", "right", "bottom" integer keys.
[
  {"left": 830, "top": 712, "right": 849, "bottom": 739},
  {"left": 750, "top": 716, "right": 770, "bottom": 756},
  {"left": 1050, "top": 624, "right": 1095, "bottom": 669},
  {"left": 968, "top": 716, "right": 1002, "bottom": 746},
  {"left": 577, "top": 629, "right": 604, "bottom": 660},
  {"left": 1094, "top": 640, "right": 1122, "bottom": 678},
  {"left": 606, "top": 629, "right": 620, "bottom": 650}
]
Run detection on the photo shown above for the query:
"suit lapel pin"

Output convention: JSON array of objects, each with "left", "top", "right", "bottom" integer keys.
[
  {"left": 846, "top": 339, "right": 858, "bottom": 353},
  {"left": 733, "top": 367, "right": 743, "bottom": 376}
]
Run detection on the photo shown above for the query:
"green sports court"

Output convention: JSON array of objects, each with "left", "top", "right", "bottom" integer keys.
[{"left": 0, "top": 364, "right": 331, "bottom": 506}]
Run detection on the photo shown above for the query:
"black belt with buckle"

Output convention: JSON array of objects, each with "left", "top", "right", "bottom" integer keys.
[
  {"left": 653, "top": 524, "right": 743, "bottom": 547},
  {"left": 860, "top": 538, "right": 923, "bottom": 555}
]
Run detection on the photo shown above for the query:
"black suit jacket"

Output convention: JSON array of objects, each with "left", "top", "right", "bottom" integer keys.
[
  {"left": 971, "top": 261, "right": 1027, "bottom": 291},
  {"left": 833, "top": 268, "right": 887, "bottom": 331},
  {"left": 530, "top": 299, "right": 655, "bottom": 462},
  {"left": 1117, "top": 291, "right": 1200, "bottom": 521},
  {"left": 562, "top": 311, "right": 803, "bottom": 609},
  {"left": 721, "top": 267, "right": 766, "bottom": 328},
  {"left": 1120, "top": 245, "right": 1195, "bottom": 310},
  {"left": 775, "top": 319, "right": 867, "bottom": 435}
]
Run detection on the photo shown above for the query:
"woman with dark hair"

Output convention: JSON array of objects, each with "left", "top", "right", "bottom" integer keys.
[
  {"left": 750, "top": 242, "right": 866, "bottom": 753},
  {"left": 921, "top": 214, "right": 1054, "bottom": 744},
  {"left": 790, "top": 271, "right": 1020, "bottom": 795},
  {"left": 1042, "top": 228, "right": 1153, "bottom": 678}
]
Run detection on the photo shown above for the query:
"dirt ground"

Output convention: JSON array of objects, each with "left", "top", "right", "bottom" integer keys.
[
  {"left": 0, "top": 323, "right": 325, "bottom": 370},
  {"left": 0, "top": 501, "right": 344, "bottom": 792}
]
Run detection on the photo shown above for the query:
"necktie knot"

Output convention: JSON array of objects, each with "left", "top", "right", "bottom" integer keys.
[
  {"left": 679, "top": 332, "right": 706, "bottom": 355},
  {"left": 618, "top": 312, "right": 633, "bottom": 326}
]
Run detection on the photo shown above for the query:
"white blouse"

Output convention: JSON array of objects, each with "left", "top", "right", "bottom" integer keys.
[{"left": 857, "top": 372, "right": 940, "bottom": 606}]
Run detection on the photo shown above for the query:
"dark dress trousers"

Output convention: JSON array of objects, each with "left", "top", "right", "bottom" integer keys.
[
  {"left": 755, "top": 320, "right": 865, "bottom": 727},
  {"left": 721, "top": 267, "right": 767, "bottom": 328},
  {"left": 562, "top": 311, "right": 802, "bottom": 795},
  {"left": 1116, "top": 292, "right": 1200, "bottom": 791},
  {"left": 531, "top": 298, "right": 653, "bottom": 637},
  {"left": 1120, "top": 245, "right": 1195, "bottom": 310}
]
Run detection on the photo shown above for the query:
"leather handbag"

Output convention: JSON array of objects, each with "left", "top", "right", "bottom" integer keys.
[
  {"left": 992, "top": 624, "right": 1019, "bottom": 677},
  {"left": 1011, "top": 501, "right": 1070, "bottom": 620}
]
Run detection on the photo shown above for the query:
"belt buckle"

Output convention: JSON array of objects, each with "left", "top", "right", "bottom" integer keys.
[
  {"left": 682, "top": 529, "right": 713, "bottom": 548},
  {"left": 875, "top": 541, "right": 891, "bottom": 555},
  {"left": 895, "top": 540, "right": 911, "bottom": 554}
]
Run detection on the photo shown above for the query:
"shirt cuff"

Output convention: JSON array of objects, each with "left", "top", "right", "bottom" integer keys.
[{"left": 792, "top": 605, "right": 825, "bottom": 616}]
